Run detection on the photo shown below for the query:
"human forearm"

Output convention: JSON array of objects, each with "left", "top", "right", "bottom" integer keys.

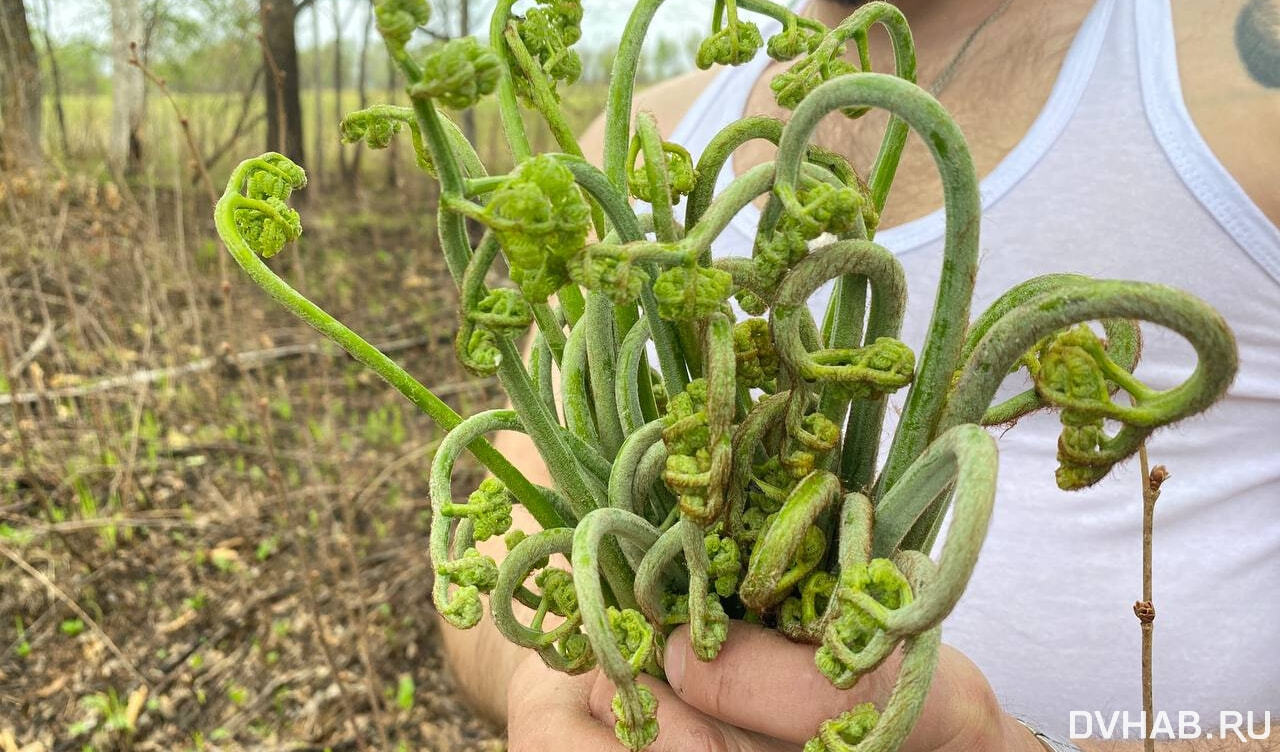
[
  {"left": 438, "top": 599, "right": 526, "bottom": 724},
  {"left": 439, "top": 428, "right": 556, "bottom": 724},
  {"left": 437, "top": 492, "right": 534, "bottom": 725}
]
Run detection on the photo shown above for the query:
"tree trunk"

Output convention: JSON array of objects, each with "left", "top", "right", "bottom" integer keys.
[
  {"left": 0, "top": 0, "right": 43, "bottom": 168},
  {"left": 332, "top": 0, "right": 351, "bottom": 186},
  {"left": 309, "top": 0, "right": 323, "bottom": 188},
  {"left": 260, "top": 0, "right": 305, "bottom": 167},
  {"left": 385, "top": 53, "right": 398, "bottom": 188},
  {"left": 460, "top": 0, "right": 475, "bottom": 144},
  {"left": 39, "top": 0, "right": 68, "bottom": 156},
  {"left": 352, "top": 2, "right": 373, "bottom": 182},
  {"left": 109, "top": 0, "right": 145, "bottom": 176}
]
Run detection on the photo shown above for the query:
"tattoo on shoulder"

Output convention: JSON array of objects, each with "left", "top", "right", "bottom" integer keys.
[{"left": 1236, "top": 0, "right": 1280, "bottom": 87}]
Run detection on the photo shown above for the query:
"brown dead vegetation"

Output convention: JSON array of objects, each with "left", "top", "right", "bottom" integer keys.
[{"left": 0, "top": 168, "right": 505, "bottom": 751}]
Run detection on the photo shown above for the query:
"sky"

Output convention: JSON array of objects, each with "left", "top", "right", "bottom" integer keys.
[{"left": 41, "top": 0, "right": 715, "bottom": 51}]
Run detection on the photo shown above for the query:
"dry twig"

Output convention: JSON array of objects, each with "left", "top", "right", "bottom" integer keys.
[
  {"left": 1135, "top": 444, "right": 1168, "bottom": 752},
  {"left": 0, "top": 542, "right": 151, "bottom": 688},
  {"left": 5, "top": 322, "right": 56, "bottom": 379},
  {"left": 127, "top": 42, "right": 218, "bottom": 205},
  {"left": 0, "top": 334, "right": 491, "bottom": 406},
  {"left": 256, "top": 397, "right": 374, "bottom": 751}
]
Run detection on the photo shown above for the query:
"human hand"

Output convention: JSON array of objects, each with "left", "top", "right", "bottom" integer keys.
[
  {"left": 507, "top": 620, "right": 1043, "bottom": 752},
  {"left": 507, "top": 643, "right": 796, "bottom": 751}
]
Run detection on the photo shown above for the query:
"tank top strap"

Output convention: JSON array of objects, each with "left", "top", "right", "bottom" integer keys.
[
  {"left": 671, "top": 0, "right": 1118, "bottom": 256},
  {"left": 1133, "top": 0, "right": 1280, "bottom": 280}
]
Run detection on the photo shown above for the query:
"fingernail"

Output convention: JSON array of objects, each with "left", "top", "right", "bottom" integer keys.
[{"left": 663, "top": 626, "right": 688, "bottom": 693}]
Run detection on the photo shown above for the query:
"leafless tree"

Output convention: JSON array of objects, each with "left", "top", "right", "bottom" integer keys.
[
  {"left": 459, "top": 0, "right": 475, "bottom": 143},
  {"left": 332, "top": 0, "right": 356, "bottom": 187},
  {"left": 260, "top": 0, "right": 311, "bottom": 167},
  {"left": 309, "top": 0, "right": 324, "bottom": 188},
  {"left": 352, "top": 2, "right": 374, "bottom": 181},
  {"left": 37, "top": 0, "right": 68, "bottom": 156},
  {"left": 110, "top": 0, "right": 146, "bottom": 175},
  {"left": 0, "top": 0, "right": 43, "bottom": 168}
]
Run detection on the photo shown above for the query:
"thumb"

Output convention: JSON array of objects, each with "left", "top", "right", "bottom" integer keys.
[
  {"left": 663, "top": 621, "right": 902, "bottom": 745},
  {"left": 586, "top": 671, "right": 797, "bottom": 752}
]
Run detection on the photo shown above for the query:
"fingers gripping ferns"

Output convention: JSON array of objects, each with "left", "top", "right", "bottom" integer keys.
[{"left": 214, "top": 1, "right": 1238, "bottom": 748}]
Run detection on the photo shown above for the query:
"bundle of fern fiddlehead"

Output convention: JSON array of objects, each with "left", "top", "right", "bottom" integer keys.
[{"left": 214, "top": 1, "right": 1238, "bottom": 748}]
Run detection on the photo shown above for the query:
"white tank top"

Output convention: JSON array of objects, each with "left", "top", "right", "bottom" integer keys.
[{"left": 670, "top": 0, "right": 1280, "bottom": 735}]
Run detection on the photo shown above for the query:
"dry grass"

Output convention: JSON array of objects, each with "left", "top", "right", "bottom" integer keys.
[
  {"left": 2, "top": 67, "right": 615, "bottom": 748},
  {"left": 0, "top": 161, "right": 508, "bottom": 750},
  {"left": 42, "top": 85, "right": 610, "bottom": 190}
]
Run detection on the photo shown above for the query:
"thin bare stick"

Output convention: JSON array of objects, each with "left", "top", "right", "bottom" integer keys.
[
  {"left": 256, "top": 30, "right": 288, "bottom": 156},
  {"left": 256, "top": 397, "right": 370, "bottom": 751},
  {"left": 0, "top": 334, "right": 487, "bottom": 406},
  {"left": 5, "top": 321, "right": 55, "bottom": 379},
  {"left": 0, "top": 542, "right": 151, "bottom": 688},
  {"left": 127, "top": 42, "right": 217, "bottom": 205},
  {"left": 38, "top": 0, "right": 70, "bottom": 156},
  {"left": 4, "top": 515, "right": 206, "bottom": 536},
  {"left": 204, "top": 112, "right": 267, "bottom": 170},
  {"left": 169, "top": 116, "right": 206, "bottom": 351},
  {"left": 126, "top": 39, "right": 230, "bottom": 337},
  {"left": 350, "top": 438, "right": 443, "bottom": 514},
  {"left": 50, "top": 201, "right": 95, "bottom": 352},
  {"left": 203, "top": 65, "right": 267, "bottom": 169},
  {"left": 107, "top": 240, "right": 158, "bottom": 537},
  {"left": 21, "top": 238, "right": 68, "bottom": 372},
  {"left": 336, "top": 482, "right": 394, "bottom": 750},
  {"left": 1, "top": 341, "right": 95, "bottom": 570},
  {"left": 1134, "top": 444, "right": 1167, "bottom": 752}
]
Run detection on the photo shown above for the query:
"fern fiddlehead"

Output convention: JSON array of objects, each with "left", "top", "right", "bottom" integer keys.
[{"left": 215, "top": 1, "right": 1240, "bottom": 749}]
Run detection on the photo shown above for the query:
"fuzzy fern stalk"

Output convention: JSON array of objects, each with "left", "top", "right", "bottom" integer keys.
[{"left": 214, "top": 1, "right": 1238, "bottom": 749}]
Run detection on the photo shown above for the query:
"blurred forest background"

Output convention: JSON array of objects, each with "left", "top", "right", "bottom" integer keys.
[{"left": 0, "top": 1, "right": 700, "bottom": 749}]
